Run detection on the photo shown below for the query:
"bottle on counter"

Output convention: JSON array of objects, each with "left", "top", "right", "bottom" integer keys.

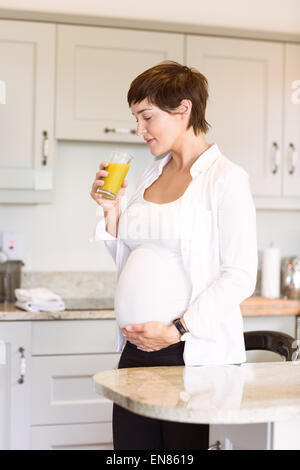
[{"left": 261, "top": 243, "right": 281, "bottom": 298}]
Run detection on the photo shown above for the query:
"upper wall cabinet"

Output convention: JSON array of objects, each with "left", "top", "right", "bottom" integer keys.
[
  {"left": 0, "top": 20, "right": 55, "bottom": 203},
  {"left": 56, "top": 25, "right": 184, "bottom": 143},
  {"left": 186, "top": 36, "right": 284, "bottom": 197},
  {"left": 283, "top": 44, "right": 300, "bottom": 197}
]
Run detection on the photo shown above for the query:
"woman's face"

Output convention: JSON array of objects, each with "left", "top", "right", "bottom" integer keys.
[{"left": 131, "top": 98, "right": 187, "bottom": 156}]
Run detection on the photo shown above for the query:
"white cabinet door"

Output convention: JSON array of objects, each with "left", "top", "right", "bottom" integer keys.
[
  {"left": 0, "top": 20, "right": 55, "bottom": 203},
  {"left": 272, "top": 420, "right": 300, "bottom": 450},
  {"left": 283, "top": 44, "right": 300, "bottom": 197},
  {"left": 31, "top": 422, "right": 113, "bottom": 450},
  {"left": 209, "top": 421, "right": 300, "bottom": 450},
  {"left": 209, "top": 423, "right": 272, "bottom": 450},
  {"left": 186, "top": 36, "right": 283, "bottom": 197},
  {"left": 0, "top": 322, "right": 31, "bottom": 450},
  {"left": 31, "top": 319, "right": 118, "bottom": 354},
  {"left": 56, "top": 25, "right": 184, "bottom": 142},
  {"left": 30, "top": 319, "right": 120, "bottom": 451},
  {"left": 31, "top": 353, "right": 119, "bottom": 425}
]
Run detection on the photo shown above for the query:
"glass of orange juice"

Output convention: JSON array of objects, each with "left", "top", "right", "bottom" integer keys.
[{"left": 96, "top": 151, "right": 133, "bottom": 200}]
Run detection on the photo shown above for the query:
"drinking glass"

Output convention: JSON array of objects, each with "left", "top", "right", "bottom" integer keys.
[{"left": 96, "top": 151, "right": 133, "bottom": 200}]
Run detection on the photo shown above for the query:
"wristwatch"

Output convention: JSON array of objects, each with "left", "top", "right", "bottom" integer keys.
[{"left": 172, "top": 318, "right": 191, "bottom": 342}]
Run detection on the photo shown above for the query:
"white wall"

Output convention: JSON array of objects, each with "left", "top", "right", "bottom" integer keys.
[
  {"left": 0, "top": 0, "right": 299, "bottom": 34},
  {"left": 0, "top": 141, "right": 153, "bottom": 271},
  {"left": 0, "top": 140, "right": 300, "bottom": 272}
]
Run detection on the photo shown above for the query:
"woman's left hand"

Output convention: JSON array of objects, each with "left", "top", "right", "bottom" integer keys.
[{"left": 121, "top": 321, "right": 181, "bottom": 352}]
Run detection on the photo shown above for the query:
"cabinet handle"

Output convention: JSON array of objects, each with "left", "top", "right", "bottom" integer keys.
[
  {"left": 288, "top": 143, "right": 297, "bottom": 175},
  {"left": 0, "top": 340, "right": 6, "bottom": 365},
  {"left": 42, "top": 130, "right": 49, "bottom": 166},
  {"left": 271, "top": 142, "right": 280, "bottom": 174},
  {"left": 104, "top": 127, "right": 136, "bottom": 135},
  {"left": 18, "top": 347, "right": 26, "bottom": 384},
  {"left": 208, "top": 440, "right": 222, "bottom": 450}
]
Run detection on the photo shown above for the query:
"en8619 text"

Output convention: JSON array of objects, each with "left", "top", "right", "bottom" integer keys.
[{"left": 150, "top": 454, "right": 193, "bottom": 465}]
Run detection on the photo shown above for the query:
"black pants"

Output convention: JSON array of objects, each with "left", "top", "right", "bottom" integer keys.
[{"left": 112, "top": 341, "right": 209, "bottom": 450}]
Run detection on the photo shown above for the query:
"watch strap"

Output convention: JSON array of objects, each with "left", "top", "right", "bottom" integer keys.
[{"left": 173, "top": 318, "right": 187, "bottom": 335}]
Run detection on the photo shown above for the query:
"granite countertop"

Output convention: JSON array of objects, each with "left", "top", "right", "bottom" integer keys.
[
  {"left": 0, "top": 301, "right": 115, "bottom": 321},
  {"left": 0, "top": 296, "right": 300, "bottom": 321},
  {"left": 93, "top": 361, "right": 300, "bottom": 424}
]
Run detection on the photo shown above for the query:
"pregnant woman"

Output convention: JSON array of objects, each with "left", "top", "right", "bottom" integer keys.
[{"left": 90, "top": 61, "right": 258, "bottom": 450}]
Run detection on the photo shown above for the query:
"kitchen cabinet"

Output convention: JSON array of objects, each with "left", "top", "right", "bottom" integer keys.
[
  {"left": 0, "top": 319, "right": 120, "bottom": 450},
  {"left": 186, "top": 37, "right": 300, "bottom": 200},
  {"left": 0, "top": 20, "right": 56, "bottom": 204},
  {"left": 0, "top": 322, "right": 31, "bottom": 450},
  {"left": 209, "top": 421, "right": 300, "bottom": 450},
  {"left": 31, "top": 423, "right": 113, "bottom": 450},
  {"left": 30, "top": 320, "right": 120, "bottom": 450},
  {"left": 0, "top": 16, "right": 298, "bottom": 206},
  {"left": 55, "top": 25, "right": 184, "bottom": 143},
  {"left": 283, "top": 44, "right": 300, "bottom": 197},
  {"left": 186, "top": 35, "right": 283, "bottom": 197},
  {"left": 209, "top": 423, "right": 272, "bottom": 450}
]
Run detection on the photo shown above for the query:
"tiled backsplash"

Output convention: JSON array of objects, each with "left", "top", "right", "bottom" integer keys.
[{"left": 21, "top": 271, "right": 116, "bottom": 309}]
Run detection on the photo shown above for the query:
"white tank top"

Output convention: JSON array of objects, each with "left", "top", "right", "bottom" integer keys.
[{"left": 114, "top": 190, "right": 192, "bottom": 329}]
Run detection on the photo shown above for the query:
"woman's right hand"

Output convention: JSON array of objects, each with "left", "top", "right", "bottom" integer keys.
[{"left": 90, "top": 161, "right": 128, "bottom": 211}]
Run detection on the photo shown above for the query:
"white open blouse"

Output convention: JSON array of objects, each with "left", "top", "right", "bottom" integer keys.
[{"left": 91, "top": 144, "right": 258, "bottom": 366}]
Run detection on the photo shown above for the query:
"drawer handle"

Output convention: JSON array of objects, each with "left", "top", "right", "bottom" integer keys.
[
  {"left": 42, "top": 130, "right": 49, "bottom": 166},
  {"left": 271, "top": 142, "right": 280, "bottom": 174},
  {"left": 104, "top": 127, "right": 136, "bottom": 135},
  {"left": 208, "top": 440, "right": 222, "bottom": 450},
  {"left": 18, "top": 347, "right": 26, "bottom": 384},
  {"left": 0, "top": 341, "right": 6, "bottom": 365},
  {"left": 288, "top": 143, "right": 297, "bottom": 175}
]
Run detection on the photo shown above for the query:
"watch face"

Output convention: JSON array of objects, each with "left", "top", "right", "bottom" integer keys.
[{"left": 173, "top": 318, "right": 186, "bottom": 335}]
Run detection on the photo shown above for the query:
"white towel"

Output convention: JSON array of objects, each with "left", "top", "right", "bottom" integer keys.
[
  {"left": 15, "top": 300, "right": 66, "bottom": 312},
  {"left": 14, "top": 288, "right": 65, "bottom": 312}
]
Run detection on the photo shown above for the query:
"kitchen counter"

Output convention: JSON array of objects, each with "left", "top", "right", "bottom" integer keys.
[
  {"left": 93, "top": 361, "right": 300, "bottom": 425},
  {"left": 0, "top": 296, "right": 300, "bottom": 321},
  {"left": 240, "top": 296, "right": 300, "bottom": 317},
  {"left": 0, "top": 303, "right": 115, "bottom": 321}
]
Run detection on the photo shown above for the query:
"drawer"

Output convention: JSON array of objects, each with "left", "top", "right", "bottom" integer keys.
[
  {"left": 31, "top": 353, "right": 120, "bottom": 425},
  {"left": 31, "top": 422, "right": 113, "bottom": 450},
  {"left": 32, "top": 319, "right": 117, "bottom": 355}
]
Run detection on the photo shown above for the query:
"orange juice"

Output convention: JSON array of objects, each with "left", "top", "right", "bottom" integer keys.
[{"left": 98, "top": 163, "right": 130, "bottom": 199}]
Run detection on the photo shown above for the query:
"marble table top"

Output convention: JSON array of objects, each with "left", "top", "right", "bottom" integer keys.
[{"left": 93, "top": 361, "right": 300, "bottom": 424}]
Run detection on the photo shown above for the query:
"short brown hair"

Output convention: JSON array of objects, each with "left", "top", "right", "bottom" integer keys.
[{"left": 127, "top": 61, "right": 210, "bottom": 135}]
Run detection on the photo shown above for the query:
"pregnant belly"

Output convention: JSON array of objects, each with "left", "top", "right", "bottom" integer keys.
[{"left": 114, "top": 246, "right": 192, "bottom": 328}]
